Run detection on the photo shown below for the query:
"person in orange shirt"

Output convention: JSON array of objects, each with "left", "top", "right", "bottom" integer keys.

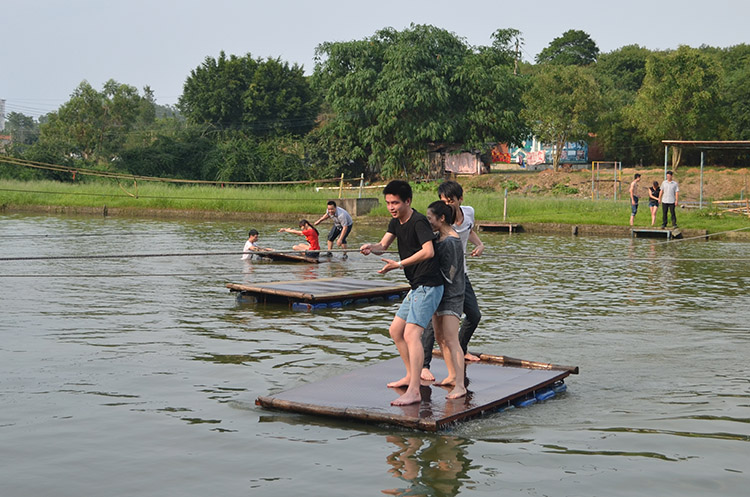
[{"left": 279, "top": 220, "right": 320, "bottom": 254}]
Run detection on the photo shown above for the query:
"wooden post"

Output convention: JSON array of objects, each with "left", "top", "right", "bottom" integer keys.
[
  {"left": 503, "top": 188, "right": 508, "bottom": 221},
  {"left": 358, "top": 173, "right": 364, "bottom": 199},
  {"left": 338, "top": 173, "right": 344, "bottom": 199}
]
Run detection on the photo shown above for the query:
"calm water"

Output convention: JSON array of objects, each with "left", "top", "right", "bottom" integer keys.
[{"left": 1, "top": 213, "right": 748, "bottom": 497}]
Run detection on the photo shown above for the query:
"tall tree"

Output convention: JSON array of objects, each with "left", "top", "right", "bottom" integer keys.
[
  {"left": 536, "top": 29, "right": 600, "bottom": 66},
  {"left": 628, "top": 46, "right": 723, "bottom": 168},
  {"left": 521, "top": 65, "right": 601, "bottom": 171},
  {"left": 314, "top": 24, "right": 528, "bottom": 178},
  {"left": 179, "top": 52, "right": 318, "bottom": 137}
]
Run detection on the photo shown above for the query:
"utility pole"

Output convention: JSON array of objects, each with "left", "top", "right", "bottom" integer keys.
[{"left": 514, "top": 37, "right": 520, "bottom": 75}]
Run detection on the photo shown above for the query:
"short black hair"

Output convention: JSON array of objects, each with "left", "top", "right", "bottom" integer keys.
[
  {"left": 666, "top": 170, "right": 674, "bottom": 176},
  {"left": 428, "top": 200, "right": 454, "bottom": 225},
  {"left": 383, "top": 180, "right": 412, "bottom": 202},
  {"left": 437, "top": 180, "right": 463, "bottom": 200},
  {"left": 248, "top": 229, "right": 259, "bottom": 237},
  {"left": 634, "top": 173, "right": 641, "bottom": 179},
  {"left": 327, "top": 200, "right": 337, "bottom": 208}
]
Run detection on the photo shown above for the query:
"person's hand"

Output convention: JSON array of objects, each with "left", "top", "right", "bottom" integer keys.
[
  {"left": 470, "top": 244, "right": 484, "bottom": 257},
  {"left": 336, "top": 239, "right": 343, "bottom": 247},
  {"left": 360, "top": 243, "right": 372, "bottom": 255},
  {"left": 378, "top": 258, "right": 400, "bottom": 274}
]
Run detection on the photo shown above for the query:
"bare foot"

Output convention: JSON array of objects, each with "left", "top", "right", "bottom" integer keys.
[
  {"left": 387, "top": 376, "right": 410, "bottom": 388},
  {"left": 447, "top": 386, "right": 467, "bottom": 399},
  {"left": 420, "top": 368, "right": 435, "bottom": 381},
  {"left": 434, "top": 376, "right": 456, "bottom": 387},
  {"left": 391, "top": 391, "right": 421, "bottom": 406},
  {"left": 464, "top": 352, "right": 481, "bottom": 362}
]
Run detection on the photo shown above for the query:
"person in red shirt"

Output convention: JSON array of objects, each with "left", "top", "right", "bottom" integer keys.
[{"left": 279, "top": 220, "right": 320, "bottom": 253}]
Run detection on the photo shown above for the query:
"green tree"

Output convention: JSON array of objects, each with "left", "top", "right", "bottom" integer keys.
[
  {"left": 628, "top": 46, "right": 723, "bottom": 168},
  {"left": 313, "top": 24, "right": 528, "bottom": 178},
  {"left": 536, "top": 29, "right": 600, "bottom": 66},
  {"left": 179, "top": 52, "right": 318, "bottom": 137},
  {"left": 4, "top": 112, "right": 40, "bottom": 146},
  {"left": 34, "top": 80, "right": 148, "bottom": 166},
  {"left": 521, "top": 65, "right": 601, "bottom": 171}
]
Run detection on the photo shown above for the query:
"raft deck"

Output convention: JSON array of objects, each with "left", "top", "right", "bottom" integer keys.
[
  {"left": 227, "top": 277, "right": 411, "bottom": 310},
  {"left": 254, "top": 250, "right": 324, "bottom": 263},
  {"left": 477, "top": 222, "right": 520, "bottom": 233},
  {"left": 631, "top": 227, "right": 681, "bottom": 240},
  {"left": 256, "top": 353, "right": 578, "bottom": 431}
]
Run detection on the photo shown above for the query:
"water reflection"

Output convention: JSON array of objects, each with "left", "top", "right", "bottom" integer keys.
[{"left": 383, "top": 435, "right": 473, "bottom": 497}]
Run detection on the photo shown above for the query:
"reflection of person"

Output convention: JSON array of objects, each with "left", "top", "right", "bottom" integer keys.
[
  {"left": 648, "top": 181, "right": 661, "bottom": 226},
  {"left": 314, "top": 201, "right": 353, "bottom": 258},
  {"left": 383, "top": 435, "right": 471, "bottom": 496},
  {"left": 241, "top": 229, "right": 272, "bottom": 259},
  {"left": 360, "top": 180, "right": 443, "bottom": 406},
  {"left": 279, "top": 220, "right": 320, "bottom": 253},
  {"left": 629, "top": 173, "right": 641, "bottom": 226},
  {"left": 658, "top": 171, "right": 679, "bottom": 228},
  {"left": 422, "top": 181, "right": 484, "bottom": 382},
  {"left": 426, "top": 201, "right": 466, "bottom": 399}
]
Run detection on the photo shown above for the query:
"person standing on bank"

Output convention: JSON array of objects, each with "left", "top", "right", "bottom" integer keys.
[
  {"left": 314, "top": 201, "right": 353, "bottom": 258},
  {"left": 360, "top": 180, "right": 444, "bottom": 406},
  {"left": 629, "top": 173, "right": 641, "bottom": 226},
  {"left": 421, "top": 181, "right": 485, "bottom": 382},
  {"left": 648, "top": 181, "right": 661, "bottom": 227},
  {"left": 658, "top": 171, "right": 679, "bottom": 228}
]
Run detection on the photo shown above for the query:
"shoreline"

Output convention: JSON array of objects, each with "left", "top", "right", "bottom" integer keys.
[{"left": 4, "top": 203, "right": 749, "bottom": 240}]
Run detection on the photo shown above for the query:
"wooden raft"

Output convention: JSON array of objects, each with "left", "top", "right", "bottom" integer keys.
[
  {"left": 631, "top": 227, "right": 681, "bottom": 240},
  {"left": 227, "top": 277, "right": 411, "bottom": 310},
  {"left": 477, "top": 222, "right": 520, "bottom": 233},
  {"left": 254, "top": 250, "right": 324, "bottom": 263},
  {"left": 256, "top": 353, "right": 579, "bottom": 431}
]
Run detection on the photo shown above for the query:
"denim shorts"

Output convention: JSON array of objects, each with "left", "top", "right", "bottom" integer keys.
[
  {"left": 395, "top": 285, "right": 444, "bottom": 329},
  {"left": 631, "top": 196, "right": 639, "bottom": 215},
  {"left": 436, "top": 294, "right": 464, "bottom": 319}
]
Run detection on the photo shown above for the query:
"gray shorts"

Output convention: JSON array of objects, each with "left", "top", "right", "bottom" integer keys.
[{"left": 436, "top": 294, "right": 463, "bottom": 319}]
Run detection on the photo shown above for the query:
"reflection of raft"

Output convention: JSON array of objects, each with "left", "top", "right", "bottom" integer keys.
[
  {"left": 256, "top": 353, "right": 579, "bottom": 431},
  {"left": 226, "top": 277, "right": 411, "bottom": 311}
]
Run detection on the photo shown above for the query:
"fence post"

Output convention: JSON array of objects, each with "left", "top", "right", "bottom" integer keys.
[
  {"left": 358, "top": 173, "right": 364, "bottom": 199},
  {"left": 338, "top": 173, "right": 344, "bottom": 199},
  {"left": 503, "top": 188, "right": 508, "bottom": 221}
]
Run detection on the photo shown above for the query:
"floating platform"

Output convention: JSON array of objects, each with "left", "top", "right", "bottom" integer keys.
[
  {"left": 256, "top": 353, "right": 578, "bottom": 431},
  {"left": 227, "top": 277, "right": 411, "bottom": 310},
  {"left": 477, "top": 222, "right": 520, "bottom": 233},
  {"left": 631, "top": 227, "right": 682, "bottom": 240},
  {"left": 254, "top": 250, "right": 325, "bottom": 263}
]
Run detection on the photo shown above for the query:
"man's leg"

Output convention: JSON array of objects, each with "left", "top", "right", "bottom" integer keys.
[
  {"left": 661, "top": 203, "right": 668, "bottom": 228},
  {"left": 387, "top": 316, "right": 410, "bottom": 388},
  {"left": 420, "top": 319, "right": 435, "bottom": 381},
  {"left": 391, "top": 323, "right": 425, "bottom": 406},
  {"left": 670, "top": 204, "right": 677, "bottom": 226},
  {"left": 458, "top": 277, "right": 481, "bottom": 359}
]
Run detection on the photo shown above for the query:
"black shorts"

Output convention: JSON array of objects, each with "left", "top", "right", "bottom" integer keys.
[{"left": 327, "top": 224, "right": 352, "bottom": 244}]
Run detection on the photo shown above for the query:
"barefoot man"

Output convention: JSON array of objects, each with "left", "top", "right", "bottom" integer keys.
[{"left": 360, "top": 180, "right": 444, "bottom": 406}]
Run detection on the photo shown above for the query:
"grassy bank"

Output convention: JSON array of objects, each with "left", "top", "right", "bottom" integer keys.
[{"left": 2, "top": 178, "right": 749, "bottom": 233}]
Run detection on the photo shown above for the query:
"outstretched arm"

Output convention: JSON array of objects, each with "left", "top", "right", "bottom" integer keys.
[
  {"left": 379, "top": 239, "right": 434, "bottom": 274},
  {"left": 468, "top": 229, "right": 485, "bottom": 257},
  {"left": 313, "top": 213, "right": 328, "bottom": 226},
  {"left": 279, "top": 228, "right": 303, "bottom": 236},
  {"left": 360, "top": 232, "right": 395, "bottom": 256}
]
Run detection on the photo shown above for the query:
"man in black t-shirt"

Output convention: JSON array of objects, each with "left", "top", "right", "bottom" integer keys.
[{"left": 360, "top": 180, "right": 444, "bottom": 406}]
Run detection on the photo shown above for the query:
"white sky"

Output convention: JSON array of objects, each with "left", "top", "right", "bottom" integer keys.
[{"left": 3, "top": 0, "right": 748, "bottom": 118}]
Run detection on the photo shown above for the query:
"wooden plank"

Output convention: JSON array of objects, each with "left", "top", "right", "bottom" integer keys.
[
  {"left": 478, "top": 222, "right": 520, "bottom": 233},
  {"left": 255, "top": 354, "right": 576, "bottom": 431},
  {"left": 227, "top": 277, "right": 411, "bottom": 303},
  {"left": 260, "top": 251, "right": 323, "bottom": 263}
]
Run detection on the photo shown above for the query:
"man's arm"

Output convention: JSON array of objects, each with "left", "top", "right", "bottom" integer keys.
[
  {"left": 337, "top": 224, "right": 350, "bottom": 245},
  {"left": 675, "top": 190, "right": 679, "bottom": 205},
  {"left": 378, "top": 240, "right": 434, "bottom": 274},
  {"left": 360, "top": 232, "right": 395, "bottom": 255},
  {"left": 313, "top": 213, "right": 328, "bottom": 226},
  {"left": 468, "top": 229, "right": 485, "bottom": 257}
]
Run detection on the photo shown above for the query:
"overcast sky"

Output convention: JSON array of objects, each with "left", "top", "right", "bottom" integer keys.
[{"left": 3, "top": 0, "right": 748, "bottom": 118}]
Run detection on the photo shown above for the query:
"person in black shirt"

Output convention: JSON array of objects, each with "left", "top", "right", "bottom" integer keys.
[{"left": 360, "top": 180, "right": 444, "bottom": 406}]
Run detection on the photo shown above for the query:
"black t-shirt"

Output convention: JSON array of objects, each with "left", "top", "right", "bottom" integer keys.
[{"left": 387, "top": 209, "right": 443, "bottom": 289}]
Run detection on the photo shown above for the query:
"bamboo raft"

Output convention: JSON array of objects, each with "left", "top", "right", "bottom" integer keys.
[
  {"left": 253, "top": 250, "right": 325, "bottom": 263},
  {"left": 256, "top": 353, "right": 578, "bottom": 431},
  {"left": 227, "top": 277, "right": 411, "bottom": 310},
  {"left": 630, "top": 227, "right": 681, "bottom": 240}
]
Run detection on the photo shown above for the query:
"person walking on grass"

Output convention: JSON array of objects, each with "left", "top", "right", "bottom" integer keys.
[
  {"left": 659, "top": 171, "right": 679, "bottom": 228},
  {"left": 314, "top": 200, "right": 353, "bottom": 258},
  {"left": 629, "top": 173, "right": 641, "bottom": 226},
  {"left": 648, "top": 181, "right": 661, "bottom": 227},
  {"left": 360, "top": 180, "right": 443, "bottom": 406}
]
